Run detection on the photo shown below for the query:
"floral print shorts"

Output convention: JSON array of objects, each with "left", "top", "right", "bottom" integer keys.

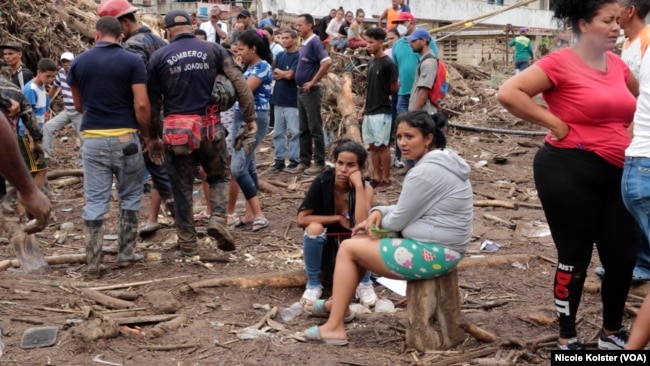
[{"left": 379, "top": 238, "right": 464, "bottom": 280}]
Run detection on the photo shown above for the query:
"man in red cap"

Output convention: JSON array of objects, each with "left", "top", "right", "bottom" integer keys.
[{"left": 389, "top": 13, "right": 439, "bottom": 169}]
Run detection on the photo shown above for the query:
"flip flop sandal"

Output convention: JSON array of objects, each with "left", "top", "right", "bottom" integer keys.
[
  {"left": 233, "top": 217, "right": 253, "bottom": 228},
  {"left": 306, "top": 299, "right": 356, "bottom": 323},
  {"left": 302, "top": 325, "right": 348, "bottom": 346},
  {"left": 252, "top": 218, "right": 269, "bottom": 232},
  {"left": 193, "top": 211, "right": 210, "bottom": 221}
]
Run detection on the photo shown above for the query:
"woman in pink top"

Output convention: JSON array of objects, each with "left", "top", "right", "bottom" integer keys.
[{"left": 498, "top": 0, "right": 639, "bottom": 351}]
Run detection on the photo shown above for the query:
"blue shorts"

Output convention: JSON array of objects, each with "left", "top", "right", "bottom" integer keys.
[{"left": 362, "top": 114, "right": 392, "bottom": 147}]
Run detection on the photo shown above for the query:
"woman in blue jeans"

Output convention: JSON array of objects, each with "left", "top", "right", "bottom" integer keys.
[
  {"left": 296, "top": 139, "right": 377, "bottom": 307},
  {"left": 228, "top": 30, "right": 273, "bottom": 232}
]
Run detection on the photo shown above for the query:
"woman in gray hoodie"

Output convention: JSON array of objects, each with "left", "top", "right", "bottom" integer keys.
[{"left": 302, "top": 110, "right": 473, "bottom": 345}]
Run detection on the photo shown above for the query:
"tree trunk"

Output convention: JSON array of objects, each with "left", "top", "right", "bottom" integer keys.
[{"left": 405, "top": 270, "right": 465, "bottom": 351}]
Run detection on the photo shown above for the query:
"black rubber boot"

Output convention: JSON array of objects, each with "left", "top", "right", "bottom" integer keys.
[
  {"left": 85, "top": 220, "right": 104, "bottom": 279},
  {"left": 117, "top": 209, "right": 143, "bottom": 267}
]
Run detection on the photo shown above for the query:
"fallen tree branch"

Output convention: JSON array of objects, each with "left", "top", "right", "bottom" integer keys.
[
  {"left": 474, "top": 200, "right": 518, "bottom": 210},
  {"left": 457, "top": 254, "right": 537, "bottom": 270},
  {"left": 179, "top": 269, "right": 306, "bottom": 293},
  {"left": 0, "top": 253, "right": 86, "bottom": 271},
  {"left": 110, "top": 314, "right": 179, "bottom": 326},
  {"left": 483, "top": 214, "right": 516, "bottom": 229},
  {"left": 148, "top": 315, "right": 187, "bottom": 338},
  {"left": 460, "top": 319, "right": 498, "bottom": 343},
  {"left": 88, "top": 275, "right": 193, "bottom": 291},
  {"left": 138, "top": 342, "right": 196, "bottom": 351},
  {"left": 81, "top": 289, "right": 136, "bottom": 310},
  {"left": 46, "top": 169, "right": 84, "bottom": 179}
]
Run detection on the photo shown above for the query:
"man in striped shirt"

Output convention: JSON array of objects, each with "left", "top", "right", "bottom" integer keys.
[{"left": 43, "top": 52, "right": 82, "bottom": 162}]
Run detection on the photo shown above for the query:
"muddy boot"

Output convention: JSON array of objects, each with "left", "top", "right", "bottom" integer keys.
[
  {"left": 117, "top": 209, "right": 143, "bottom": 267},
  {"left": 208, "top": 215, "right": 236, "bottom": 252},
  {"left": 84, "top": 220, "right": 104, "bottom": 279}
]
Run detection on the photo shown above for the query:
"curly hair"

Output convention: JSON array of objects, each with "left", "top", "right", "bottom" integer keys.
[{"left": 552, "top": 0, "right": 618, "bottom": 35}]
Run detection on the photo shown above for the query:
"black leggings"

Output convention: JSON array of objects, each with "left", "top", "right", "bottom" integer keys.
[{"left": 534, "top": 144, "right": 636, "bottom": 338}]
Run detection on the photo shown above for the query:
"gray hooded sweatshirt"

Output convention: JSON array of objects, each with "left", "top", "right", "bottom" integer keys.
[{"left": 372, "top": 148, "right": 473, "bottom": 254}]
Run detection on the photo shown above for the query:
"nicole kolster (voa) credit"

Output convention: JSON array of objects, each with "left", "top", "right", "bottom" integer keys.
[{"left": 551, "top": 351, "right": 648, "bottom": 365}]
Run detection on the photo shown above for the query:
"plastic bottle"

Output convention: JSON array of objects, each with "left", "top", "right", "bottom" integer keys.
[
  {"left": 280, "top": 302, "right": 303, "bottom": 321},
  {"left": 374, "top": 298, "right": 395, "bottom": 313}
]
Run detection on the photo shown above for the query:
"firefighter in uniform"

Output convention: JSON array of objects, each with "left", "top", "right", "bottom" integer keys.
[{"left": 147, "top": 10, "right": 257, "bottom": 256}]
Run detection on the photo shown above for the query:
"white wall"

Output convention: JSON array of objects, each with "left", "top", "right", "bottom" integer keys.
[{"left": 259, "top": 0, "right": 556, "bottom": 30}]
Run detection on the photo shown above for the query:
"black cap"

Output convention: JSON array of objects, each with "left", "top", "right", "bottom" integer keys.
[
  {"left": 238, "top": 9, "right": 251, "bottom": 18},
  {"left": 164, "top": 10, "right": 192, "bottom": 29},
  {"left": 0, "top": 42, "right": 23, "bottom": 52}
]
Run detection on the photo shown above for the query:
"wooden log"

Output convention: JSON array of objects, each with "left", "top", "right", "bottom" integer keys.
[
  {"left": 457, "top": 254, "right": 536, "bottom": 270},
  {"left": 0, "top": 253, "right": 86, "bottom": 271},
  {"left": 258, "top": 179, "right": 280, "bottom": 194},
  {"left": 483, "top": 213, "right": 516, "bottom": 229},
  {"left": 405, "top": 270, "right": 465, "bottom": 351},
  {"left": 339, "top": 74, "right": 362, "bottom": 142},
  {"left": 474, "top": 200, "right": 518, "bottom": 210},
  {"left": 104, "top": 290, "right": 138, "bottom": 301},
  {"left": 265, "top": 179, "right": 290, "bottom": 188},
  {"left": 49, "top": 177, "right": 81, "bottom": 188},
  {"left": 110, "top": 314, "right": 180, "bottom": 326},
  {"left": 460, "top": 319, "right": 498, "bottom": 343},
  {"left": 81, "top": 289, "right": 136, "bottom": 310},
  {"left": 139, "top": 343, "right": 196, "bottom": 351},
  {"left": 148, "top": 315, "right": 188, "bottom": 338},
  {"left": 46, "top": 169, "right": 84, "bottom": 179},
  {"left": 180, "top": 268, "right": 306, "bottom": 293},
  {"left": 321, "top": 73, "right": 362, "bottom": 142}
]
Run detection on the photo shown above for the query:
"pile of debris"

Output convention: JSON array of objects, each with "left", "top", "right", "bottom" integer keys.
[
  {"left": 324, "top": 51, "right": 523, "bottom": 138},
  {"left": 0, "top": 0, "right": 99, "bottom": 69}
]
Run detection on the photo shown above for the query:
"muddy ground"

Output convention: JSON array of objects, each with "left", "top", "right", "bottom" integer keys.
[{"left": 0, "top": 89, "right": 648, "bottom": 366}]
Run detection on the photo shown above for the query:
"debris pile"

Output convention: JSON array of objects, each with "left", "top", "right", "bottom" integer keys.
[{"left": 0, "top": 0, "right": 99, "bottom": 69}]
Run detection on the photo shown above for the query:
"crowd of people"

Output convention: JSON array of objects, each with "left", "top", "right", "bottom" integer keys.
[{"left": 9, "top": 0, "right": 650, "bottom": 352}]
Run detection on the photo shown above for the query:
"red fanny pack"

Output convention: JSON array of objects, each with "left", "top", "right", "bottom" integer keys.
[{"left": 163, "top": 114, "right": 202, "bottom": 150}]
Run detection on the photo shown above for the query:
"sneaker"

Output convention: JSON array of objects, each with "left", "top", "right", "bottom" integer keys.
[
  {"left": 598, "top": 328, "right": 629, "bottom": 350},
  {"left": 286, "top": 162, "right": 308, "bottom": 174},
  {"left": 268, "top": 162, "right": 285, "bottom": 174},
  {"left": 207, "top": 216, "right": 237, "bottom": 252},
  {"left": 304, "top": 164, "right": 325, "bottom": 175},
  {"left": 393, "top": 158, "right": 405, "bottom": 168},
  {"left": 355, "top": 283, "right": 378, "bottom": 307},
  {"left": 266, "top": 128, "right": 274, "bottom": 137},
  {"left": 138, "top": 221, "right": 161, "bottom": 236},
  {"left": 301, "top": 287, "right": 323, "bottom": 304},
  {"left": 557, "top": 337, "right": 583, "bottom": 350}
]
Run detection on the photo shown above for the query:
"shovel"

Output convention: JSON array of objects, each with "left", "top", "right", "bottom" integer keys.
[{"left": 12, "top": 232, "right": 50, "bottom": 275}]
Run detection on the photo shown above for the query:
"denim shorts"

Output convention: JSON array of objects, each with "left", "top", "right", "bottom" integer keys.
[{"left": 362, "top": 113, "right": 392, "bottom": 146}]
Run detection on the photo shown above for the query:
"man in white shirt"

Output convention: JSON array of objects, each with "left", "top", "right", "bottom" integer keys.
[
  {"left": 617, "top": 0, "right": 650, "bottom": 283},
  {"left": 199, "top": 6, "right": 228, "bottom": 44}
]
